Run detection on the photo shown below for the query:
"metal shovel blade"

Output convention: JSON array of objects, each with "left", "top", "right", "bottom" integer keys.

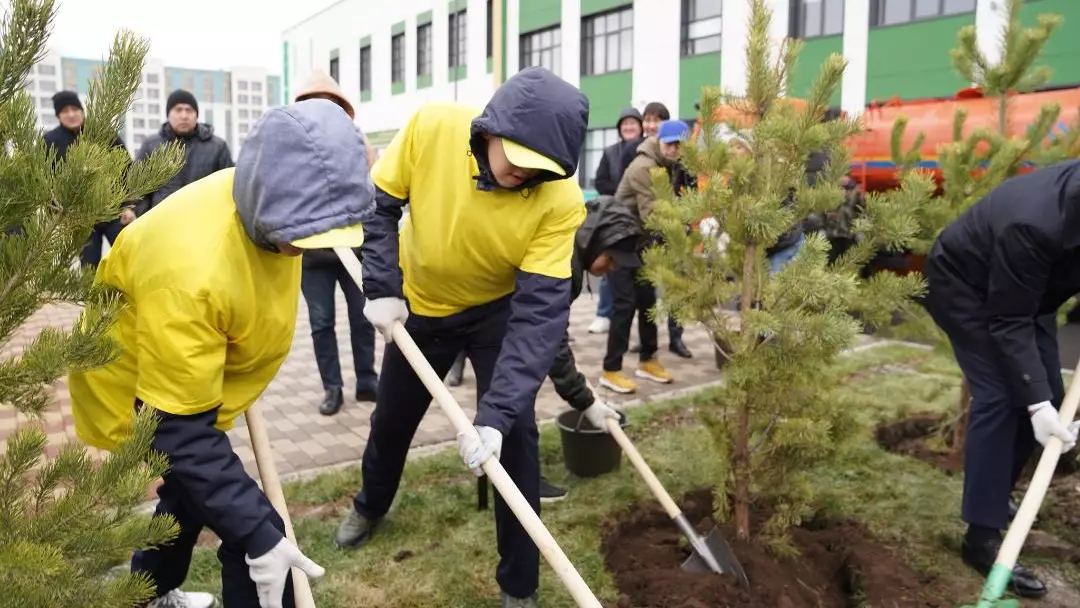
[{"left": 679, "top": 525, "right": 749, "bottom": 587}]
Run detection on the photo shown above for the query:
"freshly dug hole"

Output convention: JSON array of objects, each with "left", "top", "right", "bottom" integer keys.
[
  {"left": 602, "top": 489, "right": 957, "bottom": 608},
  {"left": 874, "top": 413, "right": 962, "bottom": 474}
]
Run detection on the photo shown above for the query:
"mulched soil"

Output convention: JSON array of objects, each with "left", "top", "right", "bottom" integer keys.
[{"left": 601, "top": 489, "right": 960, "bottom": 608}]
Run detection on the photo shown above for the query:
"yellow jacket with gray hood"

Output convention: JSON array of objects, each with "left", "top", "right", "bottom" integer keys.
[{"left": 615, "top": 136, "right": 676, "bottom": 225}]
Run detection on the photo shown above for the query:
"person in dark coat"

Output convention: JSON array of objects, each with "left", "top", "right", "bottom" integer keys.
[
  {"left": 923, "top": 158, "right": 1080, "bottom": 600},
  {"left": 332, "top": 67, "right": 588, "bottom": 608},
  {"left": 134, "top": 89, "right": 234, "bottom": 215},
  {"left": 67, "top": 99, "right": 375, "bottom": 608},
  {"left": 592, "top": 108, "right": 643, "bottom": 196},
  {"left": 292, "top": 72, "right": 379, "bottom": 416},
  {"left": 44, "top": 90, "right": 133, "bottom": 268}
]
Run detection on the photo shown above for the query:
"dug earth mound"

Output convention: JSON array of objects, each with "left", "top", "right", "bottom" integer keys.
[{"left": 601, "top": 489, "right": 964, "bottom": 608}]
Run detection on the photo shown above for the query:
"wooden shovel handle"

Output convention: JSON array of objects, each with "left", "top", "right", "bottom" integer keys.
[
  {"left": 245, "top": 404, "right": 317, "bottom": 608},
  {"left": 333, "top": 248, "right": 602, "bottom": 608},
  {"left": 606, "top": 419, "right": 682, "bottom": 519},
  {"left": 996, "top": 356, "right": 1080, "bottom": 569}
]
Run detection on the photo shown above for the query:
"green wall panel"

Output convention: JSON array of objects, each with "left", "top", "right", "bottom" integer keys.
[
  {"left": 581, "top": 0, "right": 629, "bottom": 17},
  {"left": 866, "top": 14, "right": 974, "bottom": 102},
  {"left": 418, "top": 10, "right": 433, "bottom": 25},
  {"left": 392, "top": 21, "right": 406, "bottom": 36},
  {"left": 678, "top": 53, "right": 720, "bottom": 120},
  {"left": 580, "top": 71, "right": 633, "bottom": 129},
  {"left": 789, "top": 35, "right": 842, "bottom": 106},
  {"left": 519, "top": 0, "right": 560, "bottom": 33},
  {"left": 1020, "top": 0, "right": 1080, "bottom": 87}
]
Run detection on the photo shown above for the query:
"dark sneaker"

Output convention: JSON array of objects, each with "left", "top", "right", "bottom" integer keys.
[
  {"left": 539, "top": 477, "right": 566, "bottom": 503},
  {"left": 501, "top": 592, "right": 539, "bottom": 608},
  {"left": 319, "top": 388, "right": 344, "bottom": 416},
  {"left": 334, "top": 509, "right": 381, "bottom": 549},
  {"left": 961, "top": 537, "right": 1047, "bottom": 599},
  {"left": 355, "top": 387, "right": 377, "bottom": 403}
]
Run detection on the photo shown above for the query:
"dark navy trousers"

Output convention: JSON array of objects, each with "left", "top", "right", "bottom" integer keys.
[{"left": 352, "top": 295, "right": 541, "bottom": 599}]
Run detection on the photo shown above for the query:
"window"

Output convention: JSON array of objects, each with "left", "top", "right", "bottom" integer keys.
[
  {"left": 147, "top": 73, "right": 158, "bottom": 84},
  {"left": 360, "top": 45, "right": 373, "bottom": 92},
  {"left": 681, "top": 0, "right": 721, "bottom": 56},
  {"left": 240, "top": 122, "right": 249, "bottom": 134},
  {"left": 391, "top": 33, "right": 406, "bottom": 84},
  {"left": 520, "top": 27, "right": 561, "bottom": 75},
  {"left": 417, "top": 23, "right": 433, "bottom": 77},
  {"left": 239, "top": 94, "right": 249, "bottom": 104},
  {"left": 252, "top": 81, "right": 262, "bottom": 92},
  {"left": 486, "top": 0, "right": 494, "bottom": 59},
  {"left": 149, "top": 103, "right": 161, "bottom": 115},
  {"left": 39, "top": 79, "right": 55, "bottom": 92},
  {"left": 147, "top": 88, "right": 159, "bottom": 99},
  {"left": 38, "top": 96, "right": 50, "bottom": 109},
  {"left": 239, "top": 109, "right": 249, "bottom": 119},
  {"left": 253, "top": 95, "right": 263, "bottom": 105},
  {"left": 38, "top": 64, "right": 55, "bottom": 75},
  {"left": 330, "top": 56, "right": 340, "bottom": 82},
  {"left": 133, "top": 118, "right": 145, "bottom": 128},
  {"left": 253, "top": 110, "right": 262, "bottom": 119},
  {"left": 796, "top": 0, "right": 844, "bottom": 38},
  {"left": 134, "top": 134, "right": 145, "bottom": 145},
  {"left": 579, "top": 128, "right": 620, "bottom": 189},
  {"left": 238, "top": 80, "right": 249, "bottom": 90},
  {"left": 581, "top": 7, "right": 633, "bottom": 76},
  {"left": 871, "top": 0, "right": 975, "bottom": 27},
  {"left": 449, "top": 9, "right": 467, "bottom": 68}
]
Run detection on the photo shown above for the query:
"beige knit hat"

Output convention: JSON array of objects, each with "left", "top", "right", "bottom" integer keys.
[{"left": 294, "top": 70, "right": 354, "bottom": 119}]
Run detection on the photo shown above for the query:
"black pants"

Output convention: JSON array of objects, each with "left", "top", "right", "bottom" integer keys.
[
  {"left": 79, "top": 219, "right": 123, "bottom": 268},
  {"left": 604, "top": 265, "right": 658, "bottom": 371},
  {"left": 132, "top": 475, "right": 292, "bottom": 606},
  {"left": 300, "top": 263, "right": 378, "bottom": 392},
  {"left": 351, "top": 296, "right": 540, "bottom": 599},
  {"left": 925, "top": 265, "right": 1065, "bottom": 530}
]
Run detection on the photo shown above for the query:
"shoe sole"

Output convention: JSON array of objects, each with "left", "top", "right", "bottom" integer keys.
[
  {"left": 635, "top": 369, "right": 673, "bottom": 384},
  {"left": 599, "top": 377, "right": 635, "bottom": 394},
  {"left": 540, "top": 494, "right": 567, "bottom": 503}
]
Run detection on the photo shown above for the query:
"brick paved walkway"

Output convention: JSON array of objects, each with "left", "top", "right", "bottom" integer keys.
[{"left": 1, "top": 284, "right": 732, "bottom": 482}]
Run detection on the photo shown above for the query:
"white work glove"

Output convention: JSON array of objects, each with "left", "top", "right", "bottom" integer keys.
[
  {"left": 245, "top": 537, "right": 325, "bottom": 608},
  {"left": 363, "top": 297, "right": 408, "bottom": 342},
  {"left": 1028, "top": 401, "right": 1080, "bottom": 451},
  {"left": 583, "top": 401, "right": 621, "bottom": 433},
  {"left": 457, "top": 425, "right": 503, "bottom": 477}
]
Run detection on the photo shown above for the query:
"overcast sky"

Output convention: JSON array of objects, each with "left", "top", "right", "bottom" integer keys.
[{"left": 46, "top": 0, "right": 338, "bottom": 72}]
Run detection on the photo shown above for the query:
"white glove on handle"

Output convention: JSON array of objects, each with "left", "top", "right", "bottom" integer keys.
[
  {"left": 245, "top": 537, "right": 325, "bottom": 608},
  {"left": 1028, "top": 401, "right": 1080, "bottom": 451},
  {"left": 457, "top": 425, "right": 503, "bottom": 477},
  {"left": 583, "top": 401, "right": 621, "bottom": 433},
  {"left": 364, "top": 297, "right": 408, "bottom": 342}
]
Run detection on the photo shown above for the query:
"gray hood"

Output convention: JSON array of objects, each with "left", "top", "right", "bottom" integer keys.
[{"left": 232, "top": 98, "right": 375, "bottom": 251}]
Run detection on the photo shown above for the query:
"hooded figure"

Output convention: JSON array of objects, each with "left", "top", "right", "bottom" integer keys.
[
  {"left": 68, "top": 98, "right": 375, "bottom": 608},
  {"left": 333, "top": 67, "right": 592, "bottom": 608},
  {"left": 592, "top": 107, "right": 643, "bottom": 195},
  {"left": 923, "top": 158, "right": 1080, "bottom": 600}
]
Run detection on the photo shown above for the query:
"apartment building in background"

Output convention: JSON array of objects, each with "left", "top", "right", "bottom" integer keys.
[
  {"left": 281, "top": 0, "right": 1080, "bottom": 192},
  {"left": 25, "top": 49, "right": 282, "bottom": 158}
]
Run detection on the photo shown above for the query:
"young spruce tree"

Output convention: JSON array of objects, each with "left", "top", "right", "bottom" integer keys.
[
  {"left": 901, "top": 0, "right": 1076, "bottom": 457},
  {"left": 0, "top": 1, "right": 184, "bottom": 606},
  {"left": 643, "top": 0, "right": 934, "bottom": 553}
]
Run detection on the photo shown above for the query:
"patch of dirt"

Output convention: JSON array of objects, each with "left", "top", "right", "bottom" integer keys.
[
  {"left": 602, "top": 489, "right": 960, "bottom": 608},
  {"left": 874, "top": 414, "right": 963, "bottom": 474}
]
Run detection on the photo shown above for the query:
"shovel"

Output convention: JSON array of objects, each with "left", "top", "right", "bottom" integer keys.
[
  {"left": 334, "top": 249, "right": 603, "bottom": 608},
  {"left": 960, "top": 355, "right": 1080, "bottom": 608},
  {"left": 603, "top": 415, "right": 749, "bottom": 586}
]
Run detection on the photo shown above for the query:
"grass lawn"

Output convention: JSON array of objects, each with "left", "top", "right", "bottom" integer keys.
[{"left": 180, "top": 343, "right": 1079, "bottom": 606}]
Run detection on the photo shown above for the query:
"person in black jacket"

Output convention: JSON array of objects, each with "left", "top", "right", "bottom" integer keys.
[
  {"left": 134, "top": 89, "right": 234, "bottom": 215},
  {"left": 923, "top": 159, "right": 1080, "bottom": 599},
  {"left": 592, "top": 108, "right": 643, "bottom": 196},
  {"left": 44, "top": 90, "right": 132, "bottom": 268},
  {"left": 293, "top": 74, "right": 379, "bottom": 416}
]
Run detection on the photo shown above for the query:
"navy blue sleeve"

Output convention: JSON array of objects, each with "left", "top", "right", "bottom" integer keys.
[
  {"left": 360, "top": 186, "right": 407, "bottom": 299},
  {"left": 144, "top": 402, "right": 283, "bottom": 558},
  {"left": 474, "top": 271, "right": 572, "bottom": 434}
]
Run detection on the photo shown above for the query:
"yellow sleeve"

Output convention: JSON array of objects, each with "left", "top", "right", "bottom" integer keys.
[
  {"left": 134, "top": 288, "right": 227, "bottom": 416},
  {"left": 519, "top": 184, "right": 587, "bottom": 279},
  {"left": 371, "top": 108, "right": 421, "bottom": 200}
]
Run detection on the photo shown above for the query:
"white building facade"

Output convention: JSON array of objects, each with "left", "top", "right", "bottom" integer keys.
[{"left": 282, "top": 0, "right": 1078, "bottom": 191}]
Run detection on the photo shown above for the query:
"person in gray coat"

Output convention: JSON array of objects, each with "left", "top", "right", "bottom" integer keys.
[{"left": 134, "top": 89, "right": 234, "bottom": 215}]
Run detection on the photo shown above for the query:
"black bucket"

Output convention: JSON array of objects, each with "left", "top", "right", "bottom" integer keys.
[{"left": 555, "top": 409, "right": 629, "bottom": 478}]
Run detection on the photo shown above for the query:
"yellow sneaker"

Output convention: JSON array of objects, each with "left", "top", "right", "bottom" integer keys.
[
  {"left": 599, "top": 371, "right": 637, "bottom": 394},
  {"left": 636, "top": 359, "right": 673, "bottom": 384}
]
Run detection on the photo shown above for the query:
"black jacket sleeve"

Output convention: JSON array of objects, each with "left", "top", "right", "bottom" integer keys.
[
  {"left": 986, "top": 223, "right": 1058, "bottom": 406},
  {"left": 547, "top": 330, "right": 595, "bottom": 411},
  {"left": 593, "top": 148, "right": 617, "bottom": 196},
  {"left": 361, "top": 187, "right": 407, "bottom": 299},
  {"left": 216, "top": 141, "right": 235, "bottom": 171},
  {"left": 474, "top": 272, "right": 572, "bottom": 433},
  {"left": 143, "top": 402, "right": 282, "bottom": 558}
]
